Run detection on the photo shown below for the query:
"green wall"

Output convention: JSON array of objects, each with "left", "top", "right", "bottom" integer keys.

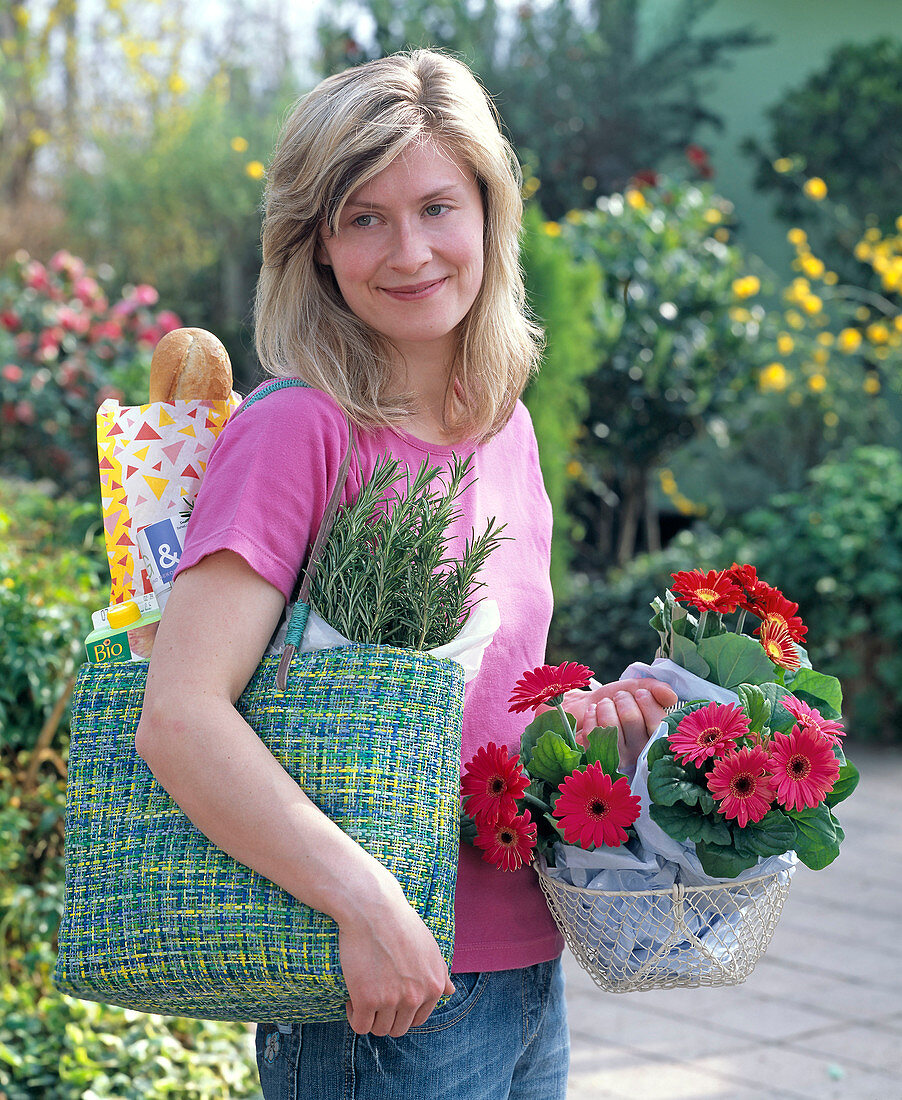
[{"left": 662, "top": 0, "right": 902, "bottom": 272}]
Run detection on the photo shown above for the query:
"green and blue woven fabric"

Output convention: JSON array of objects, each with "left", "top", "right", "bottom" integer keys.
[{"left": 54, "top": 644, "right": 463, "bottom": 1022}]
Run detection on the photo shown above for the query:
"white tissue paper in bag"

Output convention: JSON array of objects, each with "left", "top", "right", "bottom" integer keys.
[
  {"left": 271, "top": 599, "right": 500, "bottom": 684},
  {"left": 544, "top": 657, "right": 796, "bottom": 977}
]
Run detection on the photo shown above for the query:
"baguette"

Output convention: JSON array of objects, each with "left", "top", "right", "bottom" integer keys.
[{"left": 149, "top": 328, "right": 233, "bottom": 402}]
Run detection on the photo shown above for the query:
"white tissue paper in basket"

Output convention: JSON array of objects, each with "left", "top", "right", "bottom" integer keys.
[
  {"left": 543, "top": 658, "right": 796, "bottom": 978},
  {"left": 268, "top": 599, "right": 500, "bottom": 684}
]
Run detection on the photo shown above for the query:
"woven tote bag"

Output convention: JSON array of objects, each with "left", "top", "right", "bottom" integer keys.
[
  {"left": 54, "top": 639, "right": 463, "bottom": 1022},
  {"left": 54, "top": 377, "right": 464, "bottom": 1022}
]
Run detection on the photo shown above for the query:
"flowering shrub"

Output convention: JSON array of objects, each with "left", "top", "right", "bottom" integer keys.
[
  {"left": 0, "top": 250, "right": 181, "bottom": 494},
  {"left": 740, "top": 446, "right": 902, "bottom": 742},
  {"left": 558, "top": 176, "right": 770, "bottom": 565}
]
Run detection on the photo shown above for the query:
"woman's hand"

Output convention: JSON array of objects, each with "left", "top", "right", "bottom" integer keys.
[
  {"left": 562, "top": 679, "right": 678, "bottom": 771},
  {"left": 338, "top": 878, "right": 455, "bottom": 1038}
]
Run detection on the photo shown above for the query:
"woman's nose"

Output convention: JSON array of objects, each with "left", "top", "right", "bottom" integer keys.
[{"left": 387, "top": 220, "right": 431, "bottom": 271}]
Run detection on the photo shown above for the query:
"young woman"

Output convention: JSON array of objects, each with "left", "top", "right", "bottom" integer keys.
[{"left": 136, "top": 49, "right": 676, "bottom": 1100}]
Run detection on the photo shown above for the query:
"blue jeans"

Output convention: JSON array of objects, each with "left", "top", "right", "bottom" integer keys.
[{"left": 254, "top": 958, "right": 569, "bottom": 1100}]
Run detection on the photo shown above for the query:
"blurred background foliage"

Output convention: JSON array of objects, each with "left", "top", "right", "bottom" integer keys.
[{"left": 2, "top": 0, "right": 901, "bottom": 1092}]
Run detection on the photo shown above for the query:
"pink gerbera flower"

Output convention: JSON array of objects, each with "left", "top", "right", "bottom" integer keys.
[
  {"left": 768, "top": 726, "right": 840, "bottom": 811},
  {"left": 707, "top": 745, "right": 776, "bottom": 827},
  {"left": 759, "top": 619, "right": 801, "bottom": 671},
  {"left": 669, "top": 702, "right": 750, "bottom": 765},
  {"left": 782, "top": 694, "right": 845, "bottom": 744},
  {"left": 473, "top": 809, "right": 537, "bottom": 871},
  {"left": 508, "top": 661, "right": 593, "bottom": 713},
  {"left": 461, "top": 742, "right": 530, "bottom": 824},
  {"left": 552, "top": 762, "right": 641, "bottom": 849},
  {"left": 670, "top": 569, "right": 743, "bottom": 615}
]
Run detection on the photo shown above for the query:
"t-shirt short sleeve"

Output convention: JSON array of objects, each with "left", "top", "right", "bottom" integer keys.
[{"left": 174, "top": 385, "right": 356, "bottom": 603}]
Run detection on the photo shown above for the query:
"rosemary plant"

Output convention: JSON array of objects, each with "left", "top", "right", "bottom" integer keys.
[{"left": 306, "top": 453, "right": 507, "bottom": 649}]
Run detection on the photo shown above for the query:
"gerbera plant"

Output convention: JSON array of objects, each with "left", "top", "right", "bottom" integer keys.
[
  {"left": 645, "top": 564, "right": 858, "bottom": 877},
  {"left": 464, "top": 566, "right": 858, "bottom": 882},
  {"left": 460, "top": 661, "right": 641, "bottom": 870}
]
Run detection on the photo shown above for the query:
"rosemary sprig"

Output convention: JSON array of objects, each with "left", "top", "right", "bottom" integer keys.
[{"left": 305, "top": 453, "right": 507, "bottom": 649}]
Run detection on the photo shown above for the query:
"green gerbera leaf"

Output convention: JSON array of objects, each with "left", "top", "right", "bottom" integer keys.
[
  {"left": 825, "top": 760, "right": 859, "bottom": 808},
  {"left": 647, "top": 758, "right": 715, "bottom": 812},
  {"left": 697, "top": 633, "right": 775, "bottom": 689},
  {"left": 649, "top": 802, "right": 731, "bottom": 846},
  {"left": 521, "top": 710, "right": 573, "bottom": 766},
  {"left": 785, "top": 802, "right": 842, "bottom": 870},
  {"left": 585, "top": 726, "right": 622, "bottom": 777},
  {"left": 758, "top": 682, "right": 797, "bottom": 733},
  {"left": 736, "top": 684, "right": 769, "bottom": 732},
  {"left": 731, "top": 809, "right": 796, "bottom": 859},
  {"left": 670, "top": 632, "right": 710, "bottom": 677},
  {"left": 695, "top": 840, "right": 760, "bottom": 878},
  {"left": 784, "top": 668, "right": 843, "bottom": 720},
  {"left": 527, "top": 730, "right": 585, "bottom": 786},
  {"left": 646, "top": 735, "right": 670, "bottom": 769}
]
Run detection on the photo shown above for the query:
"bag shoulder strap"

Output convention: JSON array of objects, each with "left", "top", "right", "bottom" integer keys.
[{"left": 232, "top": 379, "right": 356, "bottom": 690}]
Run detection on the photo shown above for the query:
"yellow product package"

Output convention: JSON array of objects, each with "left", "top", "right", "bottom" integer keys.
[{"left": 96, "top": 395, "right": 239, "bottom": 604}]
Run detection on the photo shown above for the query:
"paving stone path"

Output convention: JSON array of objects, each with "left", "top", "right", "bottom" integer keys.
[{"left": 565, "top": 746, "right": 902, "bottom": 1100}]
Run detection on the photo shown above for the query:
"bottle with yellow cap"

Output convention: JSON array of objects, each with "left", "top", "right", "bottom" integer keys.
[{"left": 85, "top": 601, "right": 161, "bottom": 664}]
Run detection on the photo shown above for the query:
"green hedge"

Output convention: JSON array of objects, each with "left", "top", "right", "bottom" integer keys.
[
  {"left": 551, "top": 446, "right": 902, "bottom": 743},
  {"left": 0, "top": 480, "right": 261, "bottom": 1098}
]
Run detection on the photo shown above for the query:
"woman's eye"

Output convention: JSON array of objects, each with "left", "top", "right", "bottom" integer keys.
[
  {"left": 424, "top": 204, "right": 448, "bottom": 217},
  {"left": 352, "top": 213, "right": 377, "bottom": 227}
]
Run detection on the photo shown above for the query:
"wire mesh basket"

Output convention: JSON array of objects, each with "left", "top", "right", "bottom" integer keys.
[{"left": 536, "top": 860, "right": 792, "bottom": 993}]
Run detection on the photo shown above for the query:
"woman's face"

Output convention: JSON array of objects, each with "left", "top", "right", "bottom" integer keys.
[{"left": 318, "top": 140, "right": 485, "bottom": 370}]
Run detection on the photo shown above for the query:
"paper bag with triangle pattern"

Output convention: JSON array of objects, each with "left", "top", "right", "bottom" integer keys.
[{"left": 95, "top": 395, "right": 240, "bottom": 605}]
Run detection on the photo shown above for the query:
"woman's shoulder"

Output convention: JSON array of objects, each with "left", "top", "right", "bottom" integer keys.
[
  {"left": 492, "top": 398, "right": 538, "bottom": 446},
  {"left": 225, "top": 378, "right": 352, "bottom": 448},
  {"left": 236, "top": 378, "right": 348, "bottom": 423}
]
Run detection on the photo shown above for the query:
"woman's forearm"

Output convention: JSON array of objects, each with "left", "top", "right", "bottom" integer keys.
[{"left": 135, "top": 696, "right": 402, "bottom": 926}]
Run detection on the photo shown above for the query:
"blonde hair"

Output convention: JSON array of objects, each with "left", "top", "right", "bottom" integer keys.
[{"left": 255, "top": 49, "right": 543, "bottom": 442}]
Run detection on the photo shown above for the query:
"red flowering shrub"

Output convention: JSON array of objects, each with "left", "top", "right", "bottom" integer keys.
[{"left": 0, "top": 250, "right": 181, "bottom": 494}]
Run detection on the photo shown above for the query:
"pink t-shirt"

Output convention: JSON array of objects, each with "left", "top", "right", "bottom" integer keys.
[{"left": 176, "top": 383, "right": 564, "bottom": 972}]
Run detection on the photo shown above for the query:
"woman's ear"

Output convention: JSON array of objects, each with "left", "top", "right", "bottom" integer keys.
[{"left": 315, "top": 225, "right": 333, "bottom": 267}]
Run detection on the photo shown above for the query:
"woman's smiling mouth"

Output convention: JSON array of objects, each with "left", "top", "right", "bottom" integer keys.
[{"left": 380, "top": 277, "right": 448, "bottom": 301}]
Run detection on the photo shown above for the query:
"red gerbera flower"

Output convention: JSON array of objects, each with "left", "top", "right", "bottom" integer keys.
[
  {"left": 727, "top": 562, "right": 759, "bottom": 592},
  {"left": 726, "top": 563, "right": 765, "bottom": 615},
  {"left": 508, "top": 661, "right": 593, "bottom": 713},
  {"left": 782, "top": 694, "right": 845, "bottom": 745},
  {"left": 473, "top": 809, "right": 537, "bottom": 871},
  {"left": 461, "top": 742, "right": 530, "bottom": 824},
  {"left": 707, "top": 745, "right": 776, "bottom": 827},
  {"left": 768, "top": 725, "right": 840, "bottom": 811},
  {"left": 669, "top": 702, "right": 750, "bottom": 765},
  {"left": 759, "top": 619, "right": 801, "bottom": 670},
  {"left": 670, "top": 569, "right": 743, "bottom": 615},
  {"left": 552, "top": 762, "right": 641, "bottom": 849},
  {"left": 749, "top": 585, "right": 807, "bottom": 642}
]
